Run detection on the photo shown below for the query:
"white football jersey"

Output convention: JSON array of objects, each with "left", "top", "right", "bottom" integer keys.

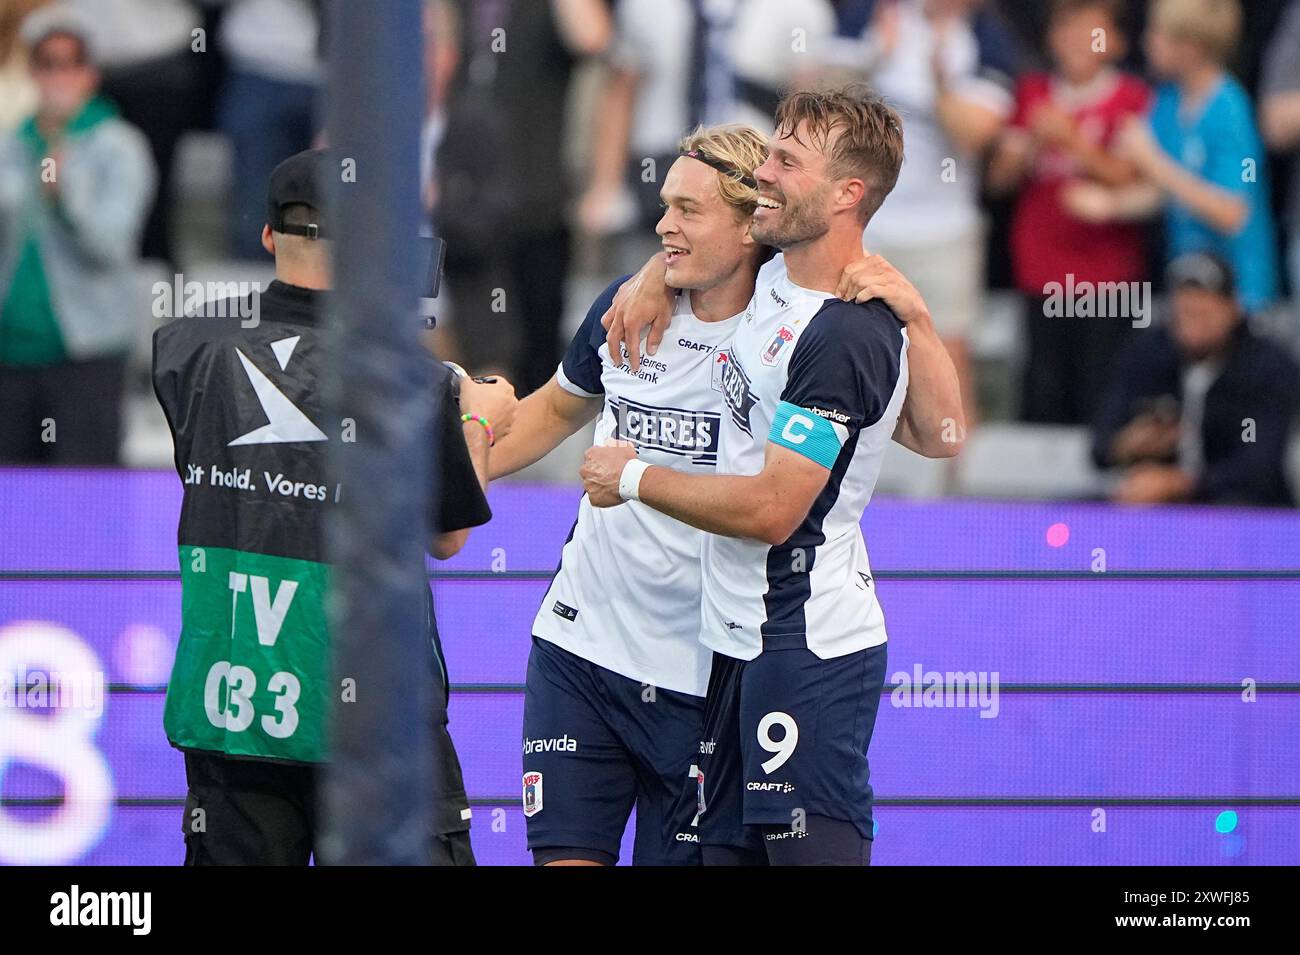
[
  {"left": 701, "top": 254, "right": 910, "bottom": 661},
  {"left": 533, "top": 281, "right": 741, "bottom": 696}
]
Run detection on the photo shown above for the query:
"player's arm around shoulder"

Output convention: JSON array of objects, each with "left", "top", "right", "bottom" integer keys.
[
  {"left": 602, "top": 253, "right": 677, "bottom": 375},
  {"left": 836, "top": 253, "right": 965, "bottom": 457}
]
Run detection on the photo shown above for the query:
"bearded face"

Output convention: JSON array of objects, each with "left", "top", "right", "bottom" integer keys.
[{"left": 749, "top": 176, "right": 833, "bottom": 250}]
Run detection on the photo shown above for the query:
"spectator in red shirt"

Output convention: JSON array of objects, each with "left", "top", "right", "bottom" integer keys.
[{"left": 988, "top": 0, "right": 1149, "bottom": 424}]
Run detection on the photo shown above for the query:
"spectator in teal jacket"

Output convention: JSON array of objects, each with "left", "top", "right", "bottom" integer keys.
[
  {"left": 0, "top": 4, "right": 156, "bottom": 464},
  {"left": 1063, "top": 0, "right": 1280, "bottom": 315}
]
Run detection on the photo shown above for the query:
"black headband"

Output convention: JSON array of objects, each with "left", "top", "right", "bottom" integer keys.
[{"left": 679, "top": 149, "right": 758, "bottom": 190}]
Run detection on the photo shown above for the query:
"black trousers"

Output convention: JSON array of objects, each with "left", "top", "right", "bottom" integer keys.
[
  {"left": 509, "top": 227, "right": 571, "bottom": 396},
  {"left": 181, "top": 722, "right": 476, "bottom": 866},
  {"left": 1019, "top": 294, "right": 1133, "bottom": 425},
  {"left": 446, "top": 227, "right": 571, "bottom": 396},
  {"left": 101, "top": 50, "right": 205, "bottom": 266},
  {"left": 0, "top": 356, "right": 126, "bottom": 464}
]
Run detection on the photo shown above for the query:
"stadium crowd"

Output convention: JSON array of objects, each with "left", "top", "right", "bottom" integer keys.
[{"left": 0, "top": 0, "right": 1297, "bottom": 505}]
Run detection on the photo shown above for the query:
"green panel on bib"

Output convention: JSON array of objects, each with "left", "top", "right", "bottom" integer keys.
[{"left": 164, "top": 546, "right": 331, "bottom": 763}]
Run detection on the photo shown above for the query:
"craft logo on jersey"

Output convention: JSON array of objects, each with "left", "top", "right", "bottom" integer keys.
[
  {"left": 711, "top": 348, "right": 758, "bottom": 436},
  {"left": 522, "top": 771, "right": 543, "bottom": 816},
  {"left": 609, "top": 396, "right": 722, "bottom": 465},
  {"left": 229, "top": 336, "right": 327, "bottom": 446},
  {"left": 761, "top": 324, "right": 796, "bottom": 367}
]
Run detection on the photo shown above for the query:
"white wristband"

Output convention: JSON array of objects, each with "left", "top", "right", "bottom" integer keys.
[{"left": 618, "top": 458, "right": 651, "bottom": 502}]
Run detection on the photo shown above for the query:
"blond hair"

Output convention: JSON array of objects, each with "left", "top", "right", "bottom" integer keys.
[
  {"left": 676, "top": 124, "right": 768, "bottom": 218},
  {"left": 773, "top": 85, "right": 905, "bottom": 222},
  {"left": 1150, "top": 0, "right": 1241, "bottom": 64}
]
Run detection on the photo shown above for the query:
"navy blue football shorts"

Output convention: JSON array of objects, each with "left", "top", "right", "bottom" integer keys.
[
  {"left": 695, "top": 642, "right": 888, "bottom": 857},
  {"left": 522, "top": 635, "right": 704, "bottom": 865}
]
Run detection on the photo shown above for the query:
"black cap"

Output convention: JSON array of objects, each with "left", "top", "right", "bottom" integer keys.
[
  {"left": 267, "top": 149, "right": 333, "bottom": 239},
  {"left": 1166, "top": 251, "right": 1235, "bottom": 299}
]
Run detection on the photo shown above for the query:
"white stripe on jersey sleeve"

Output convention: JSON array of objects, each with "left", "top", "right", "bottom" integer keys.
[{"left": 555, "top": 361, "right": 602, "bottom": 399}]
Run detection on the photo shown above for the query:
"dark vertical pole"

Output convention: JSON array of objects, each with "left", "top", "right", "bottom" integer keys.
[{"left": 319, "top": 0, "right": 433, "bottom": 864}]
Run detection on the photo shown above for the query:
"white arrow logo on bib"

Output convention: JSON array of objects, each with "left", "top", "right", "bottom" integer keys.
[{"left": 229, "top": 344, "right": 327, "bottom": 446}]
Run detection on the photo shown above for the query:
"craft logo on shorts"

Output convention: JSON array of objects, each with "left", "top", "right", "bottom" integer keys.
[
  {"left": 761, "top": 324, "right": 796, "bottom": 366},
  {"left": 608, "top": 396, "right": 722, "bottom": 465},
  {"left": 746, "top": 780, "right": 795, "bottom": 793},
  {"left": 712, "top": 349, "right": 758, "bottom": 436},
  {"left": 522, "top": 771, "right": 544, "bottom": 816}
]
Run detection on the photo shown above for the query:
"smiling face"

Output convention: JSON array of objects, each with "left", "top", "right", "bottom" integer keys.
[
  {"left": 749, "top": 121, "right": 839, "bottom": 250},
  {"left": 656, "top": 156, "right": 756, "bottom": 289},
  {"left": 748, "top": 90, "right": 904, "bottom": 252}
]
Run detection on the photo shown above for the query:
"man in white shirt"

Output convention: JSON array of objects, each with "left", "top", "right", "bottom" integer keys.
[
  {"left": 583, "top": 88, "right": 944, "bottom": 865},
  {"left": 496, "top": 116, "right": 962, "bottom": 865}
]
